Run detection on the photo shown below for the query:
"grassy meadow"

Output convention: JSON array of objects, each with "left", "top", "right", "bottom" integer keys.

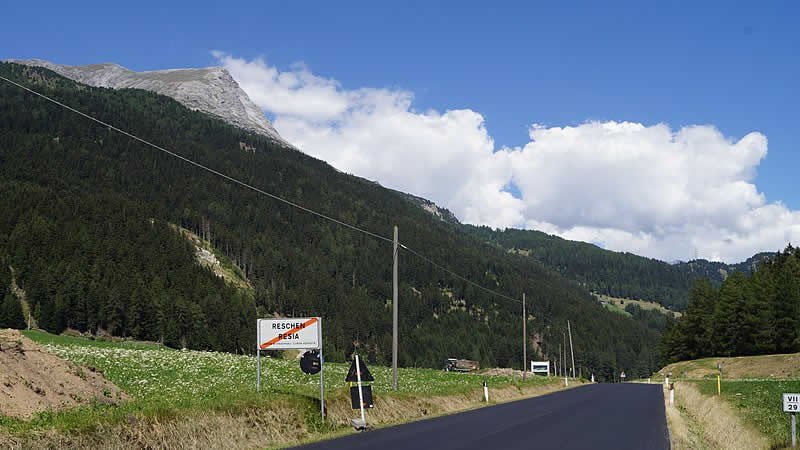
[
  {"left": 1, "top": 330, "right": 563, "bottom": 445},
  {"left": 694, "top": 379, "right": 800, "bottom": 448}
]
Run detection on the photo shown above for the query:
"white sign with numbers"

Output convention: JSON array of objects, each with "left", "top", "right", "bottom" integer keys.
[{"left": 784, "top": 393, "right": 800, "bottom": 412}]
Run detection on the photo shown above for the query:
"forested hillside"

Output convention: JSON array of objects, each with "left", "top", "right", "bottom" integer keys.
[
  {"left": 673, "top": 253, "right": 774, "bottom": 286},
  {"left": 0, "top": 62, "right": 661, "bottom": 379},
  {"left": 467, "top": 226, "right": 695, "bottom": 310},
  {"left": 661, "top": 246, "right": 798, "bottom": 363},
  {"left": 466, "top": 226, "right": 772, "bottom": 311}
]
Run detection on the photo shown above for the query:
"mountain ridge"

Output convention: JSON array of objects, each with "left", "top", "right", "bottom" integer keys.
[{"left": 7, "top": 58, "right": 287, "bottom": 145}]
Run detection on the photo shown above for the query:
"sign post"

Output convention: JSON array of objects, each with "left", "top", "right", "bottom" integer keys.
[
  {"left": 257, "top": 318, "right": 324, "bottom": 421},
  {"left": 346, "top": 355, "right": 374, "bottom": 430},
  {"left": 356, "top": 355, "right": 366, "bottom": 424},
  {"left": 784, "top": 393, "right": 800, "bottom": 447}
]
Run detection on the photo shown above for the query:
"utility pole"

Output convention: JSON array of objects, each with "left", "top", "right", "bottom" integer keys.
[
  {"left": 522, "top": 293, "right": 526, "bottom": 381},
  {"left": 562, "top": 332, "right": 566, "bottom": 378},
  {"left": 392, "top": 225, "right": 399, "bottom": 390},
  {"left": 568, "top": 320, "right": 576, "bottom": 378},
  {"left": 556, "top": 344, "right": 560, "bottom": 376}
]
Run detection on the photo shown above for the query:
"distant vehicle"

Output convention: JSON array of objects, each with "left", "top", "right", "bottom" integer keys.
[{"left": 443, "top": 358, "right": 480, "bottom": 372}]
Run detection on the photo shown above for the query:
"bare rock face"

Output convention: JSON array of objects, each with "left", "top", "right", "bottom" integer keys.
[{"left": 9, "top": 59, "right": 287, "bottom": 146}]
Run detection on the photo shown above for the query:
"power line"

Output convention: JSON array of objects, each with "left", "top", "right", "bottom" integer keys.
[
  {"left": 0, "top": 74, "right": 393, "bottom": 244},
  {"left": 0, "top": 73, "right": 523, "bottom": 306},
  {"left": 400, "top": 244, "right": 522, "bottom": 305}
]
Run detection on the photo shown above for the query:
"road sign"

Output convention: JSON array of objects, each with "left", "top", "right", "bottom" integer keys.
[
  {"left": 531, "top": 361, "right": 550, "bottom": 376},
  {"left": 784, "top": 393, "right": 800, "bottom": 412},
  {"left": 346, "top": 357, "right": 375, "bottom": 382},
  {"left": 350, "top": 385, "right": 374, "bottom": 409},
  {"left": 620, "top": 371, "right": 626, "bottom": 379},
  {"left": 300, "top": 350, "right": 321, "bottom": 375},
  {"left": 258, "top": 317, "right": 321, "bottom": 350},
  {"left": 256, "top": 317, "right": 325, "bottom": 423}
]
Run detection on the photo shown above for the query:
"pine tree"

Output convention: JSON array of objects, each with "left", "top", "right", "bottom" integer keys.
[
  {"left": 774, "top": 253, "right": 800, "bottom": 352},
  {"left": 683, "top": 278, "right": 714, "bottom": 358},
  {"left": 712, "top": 272, "right": 747, "bottom": 356},
  {"left": 0, "top": 292, "right": 26, "bottom": 329}
]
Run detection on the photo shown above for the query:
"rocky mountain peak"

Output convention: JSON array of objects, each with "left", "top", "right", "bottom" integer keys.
[{"left": 8, "top": 59, "right": 287, "bottom": 145}]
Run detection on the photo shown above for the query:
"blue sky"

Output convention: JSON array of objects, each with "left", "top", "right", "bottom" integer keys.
[{"left": 4, "top": 1, "right": 799, "bottom": 262}]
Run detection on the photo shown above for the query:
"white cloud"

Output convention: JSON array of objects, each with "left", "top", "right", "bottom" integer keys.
[{"left": 214, "top": 52, "right": 799, "bottom": 263}]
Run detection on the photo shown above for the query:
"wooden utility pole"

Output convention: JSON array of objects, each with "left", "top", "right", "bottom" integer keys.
[
  {"left": 568, "top": 320, "right": 576, "bottom": 378},
  {"left": 522, "top": 293, "right": 527, "bottom": 380},
  {"left": 556, "top": 344, "right": 560, "bottom": 376},
  {"left": 392, "top": 226, "right": 399, "bottom": 390},
  {"left": 562, "top": 332, "right": 566, "bottom": 377}
]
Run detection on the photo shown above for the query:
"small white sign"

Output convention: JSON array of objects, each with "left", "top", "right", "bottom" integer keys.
[
  {"left": 258, "top": 317, "right": 321, "bottom": 350},
  {"left": 531, "top": 361, "right": 550, "bottom": 375},
  {"left": 784, "top": 393, "right": 800, "bottom": 412}
]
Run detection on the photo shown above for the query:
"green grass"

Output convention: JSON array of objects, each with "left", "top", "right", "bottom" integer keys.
[
  {"left": 4, "top": 330, "right": 557, "bottom": 434},
  {"left": 22, "top": 330, "right": 167, "bottom": 350},
  {"left": 695, "top": 379, "right": 800, "bottom": 448},
  {"left": 602, "top": 302, "right": 632, "bottom": 317}
]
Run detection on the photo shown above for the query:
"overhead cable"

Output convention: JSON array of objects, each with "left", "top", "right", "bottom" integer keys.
[
  {"left": 1, "top": 73, "right": 523, "bottom": 305},
  {"left": 0, "top": 74, "right": 393, "bottom": 244}
]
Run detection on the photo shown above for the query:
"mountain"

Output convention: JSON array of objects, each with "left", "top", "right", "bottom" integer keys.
[
  {"left": 673, "top": 252, "right": 776, "bottom": 285},
  {"left": 0, "top": 62, "right": 663, "bottom": 380},
  {"left": 7, "top": 61, "right": 777, "bottom": 316},
  {"left": 7, "top": 58, "right": 286, "bottom": 145},
  {"left": 465, "top": 226, "right": 776, "bottom": 312}
]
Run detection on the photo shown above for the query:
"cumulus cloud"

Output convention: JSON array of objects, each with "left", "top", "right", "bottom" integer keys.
[{"left": 214, "top": 52, "right": 800, "bottom": 263}]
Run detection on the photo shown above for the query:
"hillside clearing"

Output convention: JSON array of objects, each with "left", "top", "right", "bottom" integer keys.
[
  {"left": 594, "top": 294, "right": 681, "bottom": 317},
  {"left": 602, "top": 302, "right": 631, "bottom": 317},
  {"left": 170, "top": 224, "right": 253, "bottom": 294}
]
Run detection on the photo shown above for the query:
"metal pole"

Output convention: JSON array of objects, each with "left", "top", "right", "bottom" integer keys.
[
  {"left": 568, "top": 320, "right": 576, "bottom": 378},
  {"left": 793, "top": 412, "right": 796, "bottom": 448},
  {"left": 319, "top": 320, "right": 325, "bottom": 422},
  {"left": 356, "top": 354, "right": 366, "bottom": 422},
  {"left": 392, "top": 225, "right": 399, "bottom": 390},
  {"left": 522, "top": 293, "right": 526, "bottom": 381}
]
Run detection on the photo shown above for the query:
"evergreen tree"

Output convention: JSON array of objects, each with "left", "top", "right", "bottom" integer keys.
[
  {"left": 712, "top": 272, "right": 747, "bottom": 356},
  {"left": 0, "top": 292, "right": 26, "bottom": 329},
  {"left": 683, "top": 278, "right": 714, "bottom": 359},
  {"left": 774, "top": 252, "right": 800, "bottom": 352}
]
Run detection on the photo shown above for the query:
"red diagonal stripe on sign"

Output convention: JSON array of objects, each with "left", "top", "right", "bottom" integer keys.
[{"left": 260, "top": 318, "right": 318, "bottom": 349}]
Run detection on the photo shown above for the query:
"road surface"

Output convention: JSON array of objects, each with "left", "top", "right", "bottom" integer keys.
[{"left": 296, "top": 383, "right": 669, "bottom": 450}]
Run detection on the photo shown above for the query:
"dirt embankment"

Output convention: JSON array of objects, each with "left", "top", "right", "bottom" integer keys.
[
  {"left": 1, "top": 377, "right": 580, "bottom": 449},
  {"left": 0, "top": 329, "right": 127, "bottom": 419},
  {"left": 658, "top": 352, "right": 800, "bottom": 380}
]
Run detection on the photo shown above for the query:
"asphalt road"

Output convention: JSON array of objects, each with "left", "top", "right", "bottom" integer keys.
[{"left": 296, "top": 383, "right": 669, "bottom": 450}]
